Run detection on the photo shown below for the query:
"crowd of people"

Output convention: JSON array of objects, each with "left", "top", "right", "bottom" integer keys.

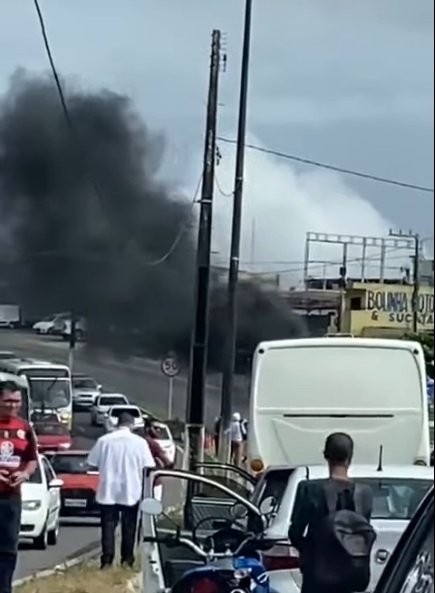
[{"left": 0, "top": 379, "right": 173, "bottom": 590}]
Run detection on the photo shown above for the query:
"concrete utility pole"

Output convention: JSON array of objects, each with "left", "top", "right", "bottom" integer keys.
[
  {"left": 390, "top": 230, "right": 421, "bottom": 334},
  {"left": 185, "top": 30, "right": 222, "bottom": 471},
  {"left": 219, "top": 0, "right": 254, "bottom": 463}
]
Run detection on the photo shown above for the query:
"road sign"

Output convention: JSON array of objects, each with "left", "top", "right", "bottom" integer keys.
[{"left": 161, "top": 356, "right": 181, "bottom": 378}]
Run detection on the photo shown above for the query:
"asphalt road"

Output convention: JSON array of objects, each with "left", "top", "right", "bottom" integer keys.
[{"left": 0, "top": 329, "right": 249, "bottom": 580}]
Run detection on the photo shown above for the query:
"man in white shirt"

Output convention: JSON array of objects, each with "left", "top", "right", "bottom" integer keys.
[{"left": 87, "top": 412, "right": 155, "bottom": 569}]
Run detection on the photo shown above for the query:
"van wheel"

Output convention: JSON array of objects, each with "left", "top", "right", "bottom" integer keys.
[
  {"left": 34, "top": 524, "right": 49, "bottom": 550},
  {"left": 48, "top": 521, "right": 59, "bottom": 546}
]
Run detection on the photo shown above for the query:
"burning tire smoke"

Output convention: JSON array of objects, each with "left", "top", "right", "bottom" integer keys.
[{"left": 0, "top": 72, "right": 306, "bottom": 369}]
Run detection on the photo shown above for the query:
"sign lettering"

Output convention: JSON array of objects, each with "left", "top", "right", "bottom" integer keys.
[{"left": 367, "top": 290, "right": 434, "bottom": 327}]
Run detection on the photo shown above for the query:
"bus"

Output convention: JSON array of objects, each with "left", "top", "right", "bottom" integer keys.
[
  {"left": 0, "top": 371, "right": 31, "bottom": 422},
  {"left": 248, "top": 337, "right": 431, "bottom": 472},
  {"left": 0, "top": 359, "right": 73, "bottom": 429}
]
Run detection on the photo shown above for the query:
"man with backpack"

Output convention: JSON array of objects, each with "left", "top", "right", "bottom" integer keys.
[{"left": 289, "top": 432, "right": 376, "bottom": 593}]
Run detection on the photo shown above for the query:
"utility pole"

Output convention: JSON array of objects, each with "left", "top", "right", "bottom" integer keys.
[
  {"left": 68, "top": 310, "right": 77, "bottom": 371},
  {"left": 390, "top": 230, "right": 421, "bottom": 334},
  {"left": 338, "top": 244, "right": 348, "bottom": 333},
  {"left": 219, "top": 0, "right": 254, "bottom": 463},
  {"left": 185, "top": 30, "right": 222, "bottom": 471}
]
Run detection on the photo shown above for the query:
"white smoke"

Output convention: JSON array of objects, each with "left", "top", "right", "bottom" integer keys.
[{"left": 201, "top": 135, "right": 415, "bottom": 288}]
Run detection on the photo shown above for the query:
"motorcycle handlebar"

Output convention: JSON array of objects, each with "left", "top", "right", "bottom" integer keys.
[{"left": 143, "top": 534, "right": 257, "bottom": 559}]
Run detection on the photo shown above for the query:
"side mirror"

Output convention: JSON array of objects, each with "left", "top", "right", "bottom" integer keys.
[
  {"left": 259, "top": 496, "right": 277, "bottom": 515},
  {"left": 97, "top": 385, "right": 103, "bottom": 392},
  {"left": 141, "top": 497, "right": 163, "bottom": 516},
  {"left": 49, "top": 478, "right": 64, "bottom": 489},
  {"left": 231, "top": 502, "right": 248, "bottom": 520}
]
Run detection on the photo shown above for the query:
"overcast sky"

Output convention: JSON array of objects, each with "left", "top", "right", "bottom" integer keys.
[{"left": 0, "top": 0, "right": 433, "bottom": 273}]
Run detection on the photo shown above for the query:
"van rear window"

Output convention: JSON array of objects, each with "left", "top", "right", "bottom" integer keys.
[{"left": 252, "top": 468, "right": 293, "bottom": 509}]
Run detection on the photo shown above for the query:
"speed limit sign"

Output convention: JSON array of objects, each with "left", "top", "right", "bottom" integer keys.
[{"left": 161, "top": 356, "right": 181, "bottom": 378}]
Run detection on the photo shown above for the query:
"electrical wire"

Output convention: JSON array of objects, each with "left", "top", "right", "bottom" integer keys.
[
  {"left": 32, "top": 0, "right": 200, "bottom": 268},
  {"left": 217, "top": 137, "right": 435, "bottom": 194},
  {"left": 143, "top": 175, "right": 202, "bottom": 266},
  {"left": 214, "top": 174, "right": 233, "bottom": 198}
]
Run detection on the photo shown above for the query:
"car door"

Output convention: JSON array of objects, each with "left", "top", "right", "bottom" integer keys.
[
  {"left": 375, "top": 488, "right": 434, "bottom": 593},
  {"left": 42, "top": 457, "right": 60, "bottom": 527}
]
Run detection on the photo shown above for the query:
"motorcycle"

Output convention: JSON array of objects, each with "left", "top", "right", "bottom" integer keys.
[{"left": 141, "top": 468, "right": 280, "bottom": 593}]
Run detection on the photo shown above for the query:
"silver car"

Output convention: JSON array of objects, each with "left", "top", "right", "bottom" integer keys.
[
  {"left": 252, "top": 464, "right": 433, "bottom": 593},
  {"left": 72, "top": 374, "right": 102, "bottom": 409}
]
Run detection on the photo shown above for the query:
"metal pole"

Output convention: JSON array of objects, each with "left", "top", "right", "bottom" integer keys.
[
  {"left": 68, "top": 310, "right": 76, "bottom": 371},
  {"left": 304, "top": 234, "right": 311, "bottom": 289},
  {"left": 219, "top": 0, "right": 254, "bottom": 464},
  {"left": 185, "top": 30, "right": 221, "bottom": 471},
  {"left": 413, "top": 235, "right": 420, "bottom": 334},
  {"left": 168, "top": 377, "right": 174, "bottom": 420},
  {"left": 338, "top": 244, "right": 348, "bottom": 333}
]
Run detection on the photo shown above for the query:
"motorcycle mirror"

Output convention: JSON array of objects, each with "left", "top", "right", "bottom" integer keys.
[
  {"left": 231, "top": 502, "right": 248, "bottom": 520},
  {"left": 141, "top": 497, "right": 164, "bottom": 516},
  {"left": 259, "top": 496, "right": 276, "bottom": 515}
]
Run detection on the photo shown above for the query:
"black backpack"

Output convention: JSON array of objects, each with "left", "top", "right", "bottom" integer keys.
[{"left": 311, "top": 482, "right": 377, "bottom": 592}]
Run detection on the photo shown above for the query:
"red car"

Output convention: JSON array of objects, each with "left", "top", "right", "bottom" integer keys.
[
  {"left": 47, "top": 450, "right": 99, "bottom": 516},
  {"left": 33, "top": 421, "right": 72, "bottom": 453}
]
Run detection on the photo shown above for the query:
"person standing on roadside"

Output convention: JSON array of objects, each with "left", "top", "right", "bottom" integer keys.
[
  {"left": 143, "top": 418, "right": 173, "bottom": 502},
  {"left": 87, "top": 412, "right": 155, "bottom": 570},
  {"left": 289, "top": 433, "right": 375, "bottom": 593},
  {"left": 230, "top": 412, "right": 244, "bottom": 466},
  {"left": 0, "top": 381, "right": 38, "bottom": 593}
]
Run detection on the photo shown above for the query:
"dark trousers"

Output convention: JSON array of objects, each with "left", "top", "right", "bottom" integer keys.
[
  {"left": 0, "top": 496, "right": 21, "bottom": 593},
  {"left": 100, "top": 503, "right": 139, "bottom": 567},
  {"left": 0, "top": 553, "right": 17, "bottom": 593}
]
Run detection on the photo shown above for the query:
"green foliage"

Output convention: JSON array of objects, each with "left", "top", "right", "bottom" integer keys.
[{"left": 404, "top": 332, "right": 434, "bottom": 378}]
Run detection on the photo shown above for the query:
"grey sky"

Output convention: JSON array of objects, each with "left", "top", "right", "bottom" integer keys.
[{"left": 0, "top": 0, "right": 433, "bottom": 270}]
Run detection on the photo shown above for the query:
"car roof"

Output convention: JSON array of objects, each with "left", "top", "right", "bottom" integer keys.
[
  {"left": 48, "top": 450, "right": 88, "bottom": 456},
  {"left": 291, "top": 464, "right": 434, "bottom": 480},
  {"left": 98, "top": 393, "right": 127, "bottom": 398},
  {"left": 108, "top": 404, "right": 140, "bottom": 410}
]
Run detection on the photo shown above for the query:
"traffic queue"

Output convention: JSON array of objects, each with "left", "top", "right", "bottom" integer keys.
[{"left": 0, "top": 354, "right": 175, "bottom": 554}]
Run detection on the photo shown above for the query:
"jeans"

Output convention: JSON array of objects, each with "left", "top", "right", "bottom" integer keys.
[
  {"left": 100, "top": 503, "right": 139, "bottom": 567},
  {"left": 0, "top": 553, "right": 17, "bottom": 593}
]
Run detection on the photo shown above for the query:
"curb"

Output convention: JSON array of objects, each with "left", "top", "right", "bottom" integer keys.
[{"left": 13, "top": 543, "right": 100, "bottom": 587}]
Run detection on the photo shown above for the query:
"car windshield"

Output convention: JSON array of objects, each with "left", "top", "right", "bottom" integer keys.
[
  {"left": 110, "top": 407, "right": 140, "bottom": 418},
  {"left": 29, "top": 465, "right": 43, "bottom": 484},
  {"left": 50, "top": 455, "right": 91, "bottom": 475},
  {"left": 99, "top": 396, "right": 126, "bottom": 406},
  {"left": 34, "top": 422, "right": 69, "bottom": 436},
  {"left": 73, "top": 377, "right": 97, "bottom": 389},
  {"left": 28, "top": 378, "right": 70, "bottom": 409},
  {"left": 358, "top": 478, "right": 433, "bottom": 520},
  {"left": 153, "top": 426, "right": 171, "bottom": 440}
]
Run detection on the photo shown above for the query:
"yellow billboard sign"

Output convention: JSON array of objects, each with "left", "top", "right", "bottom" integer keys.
[{"left": 364, "top": 285, "right": 434, "bottom": 329}]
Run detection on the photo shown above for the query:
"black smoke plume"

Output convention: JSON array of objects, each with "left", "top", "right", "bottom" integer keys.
[{"left": 0, "top": 71, "right": 306, "bottom": 369}]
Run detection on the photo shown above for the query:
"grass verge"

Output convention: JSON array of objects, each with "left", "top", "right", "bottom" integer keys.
[{"left": 15, "top": 560, "right": 137, "bottom": 593}]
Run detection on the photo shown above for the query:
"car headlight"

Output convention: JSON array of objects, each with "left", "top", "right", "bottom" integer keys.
[
  {"left": 60, "top": 413, "right": 70, "bottom": 421},
  {"left": 59, "top": 442, "right": 71, "bottom": 449},
  {"left": 22, "top": 500, "right": 42, "bottom": 511}
]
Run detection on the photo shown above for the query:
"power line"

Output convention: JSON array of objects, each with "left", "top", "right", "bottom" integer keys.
[
  {"left": 32, "top": 0, "right": 198, "bottom": 268},
  {"left": 32, "top": 0, "right": 106, "bottom": 210},
  {"left": 217, "top": 137, "right": 434, "bottom": 194}
]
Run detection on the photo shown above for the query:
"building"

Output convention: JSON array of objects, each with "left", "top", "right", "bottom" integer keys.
[{"left": 343, "top": 281, "right": 434, "bottom": 337}]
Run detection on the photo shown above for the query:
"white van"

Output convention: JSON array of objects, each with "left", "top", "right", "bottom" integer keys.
[{"left": 248, "top": 337, "right": 430, "bottom": 472}]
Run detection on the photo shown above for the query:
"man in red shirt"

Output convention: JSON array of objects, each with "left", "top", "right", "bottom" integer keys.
[{"left": 0, "top": 380, "right": 38, "bottom": 593}]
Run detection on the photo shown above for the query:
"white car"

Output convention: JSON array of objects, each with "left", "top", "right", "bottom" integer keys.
[
  {"left": 253, "top": 464, "right": 434, "bottom": 593},
  {"left": 103, "top": 405, "right": 145, "bottom": 433},
  {"left": 152, "top": 422, "right": 176, "bottom": 464},
  {"left": 33, "top": 313, "right": 69, "bottom": 335},
  {"left": 20, "top": 455, "right": 63, "bottom": 550},
  {"left": 72, "top": 374, "right": 102, "bottom": 409},
  {"left": 91, "top": 393, "right": 129, "bottom": 426}
]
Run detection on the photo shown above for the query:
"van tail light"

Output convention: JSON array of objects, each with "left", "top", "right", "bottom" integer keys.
[
  {"left": 190, "top": 579, "right": 219, "bottom": 593},
  {"left": 262, "top": 543, "right": 300, "bottom": 572}
]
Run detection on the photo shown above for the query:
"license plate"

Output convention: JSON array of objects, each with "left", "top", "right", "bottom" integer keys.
[{"left": 64, "top": 499, "right": 87, "bottom": 508}]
